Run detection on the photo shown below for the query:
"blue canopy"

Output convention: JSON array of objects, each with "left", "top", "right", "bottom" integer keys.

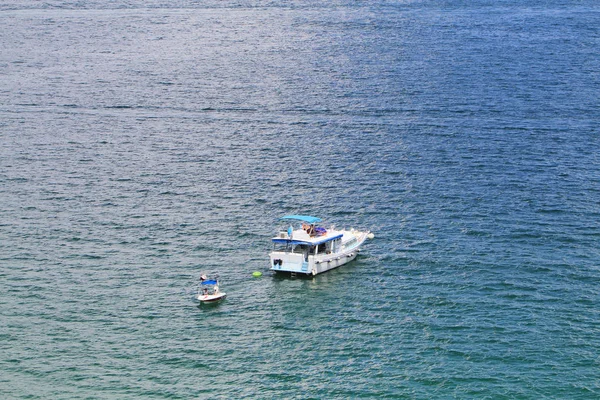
[
  {"left": 280, "top": 215, "right": 322, "bottom": 224},
  {"left": 201, "top": 280, "right": 218, "bottom": 285}
]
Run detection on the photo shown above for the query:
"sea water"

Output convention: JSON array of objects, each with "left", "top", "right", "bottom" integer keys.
[{"left": 1, "top": 1, "right": 599, "bottom": 398}]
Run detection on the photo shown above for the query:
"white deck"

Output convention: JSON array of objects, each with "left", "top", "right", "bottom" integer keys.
[{"left": 272, "top": 227, "right": 342, "bottom": 244}]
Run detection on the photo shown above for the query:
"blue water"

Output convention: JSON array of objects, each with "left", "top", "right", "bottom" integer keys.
[{"left": 1, "top": 1, "right": 599, "bottom": 398}]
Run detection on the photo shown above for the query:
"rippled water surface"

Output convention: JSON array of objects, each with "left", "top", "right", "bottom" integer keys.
[{"left": 1, "top": 1, "right": 599, "bottom": 398}]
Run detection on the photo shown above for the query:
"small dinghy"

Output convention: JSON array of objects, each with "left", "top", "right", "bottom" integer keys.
[{"left": 197, "top": 275, "right": 226, "bottom": 303}]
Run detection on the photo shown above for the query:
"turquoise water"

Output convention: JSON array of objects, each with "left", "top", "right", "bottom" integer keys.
[{"left": 1, "top": 1, "right": 599, "bottom": 398}]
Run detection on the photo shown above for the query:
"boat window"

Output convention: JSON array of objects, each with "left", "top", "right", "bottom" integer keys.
[
  {"left": 331, "top": 239, "right": 340, "bottom": 253},
  {"left": 344, "top": 238, "right": 358, "bottom": 249},
  {"left": 327, "top": 241, "right": 333, "bottom": 254},
  {"left": 273, "top": 242, "right": 292, "bottom": 252},
  {"left": 293, "top": 245, "right": 305, "bottom": 254}
]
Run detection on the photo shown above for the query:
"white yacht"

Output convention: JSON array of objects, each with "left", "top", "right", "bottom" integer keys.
[{"left": 269, "top": 215, "right": 374, "bottom": 276}]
